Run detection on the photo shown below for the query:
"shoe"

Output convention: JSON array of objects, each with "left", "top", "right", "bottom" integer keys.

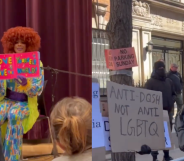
[
  {"left": 163, "top": 156, "right": 173, "bottom": 161},
  {"left": 153, "top": 159, "right": 159, "bottom": 161}
]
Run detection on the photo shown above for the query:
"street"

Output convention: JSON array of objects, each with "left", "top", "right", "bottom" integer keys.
[{"left": 106, "top": 148, "right": 184, "bottom": 161}]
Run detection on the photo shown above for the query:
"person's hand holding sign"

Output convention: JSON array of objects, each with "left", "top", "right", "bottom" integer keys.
[{"left": 15, "top": 75, "right": 27, "bottom": 86}]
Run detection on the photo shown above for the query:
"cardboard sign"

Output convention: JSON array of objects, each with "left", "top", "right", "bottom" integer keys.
[
  {"left": 102, "top": 108, "right": 173, "bottom": 151},
  {"left": 92, "top": 82, "right": 105, "bottom": 149},
  {"left": 107, "top": 81, "right": 165, "bottom": 152},
  {"left": 105, "top": 47, "right": 138, "bottom": 70},
  {"left": 0, "top": 51, "right": 40, "bottom": 79}
]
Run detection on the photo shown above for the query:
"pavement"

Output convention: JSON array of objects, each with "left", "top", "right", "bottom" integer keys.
[{"left": 106, "top": 148, "right": 184, "bottom": 161}]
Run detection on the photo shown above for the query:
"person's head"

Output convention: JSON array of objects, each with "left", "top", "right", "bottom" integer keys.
[
  {"left": 154, "top": 61, "right": 166, "bottom": 78},
  {"left": 170, "top": 63, "right": 178, "bottom": 72},
  {"left": 50, "top": 97, "right": 92, "bottom": 155},
  {"left": 158, "top": 59, "right": 164, "bottom": 63},
  {"left": 1, "top": 26, "right": 40, "bottom": 54}
]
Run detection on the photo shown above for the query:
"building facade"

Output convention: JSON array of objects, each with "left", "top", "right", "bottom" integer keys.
[{"left": 92, "top": 0, "right": 184, "bottom": 95}]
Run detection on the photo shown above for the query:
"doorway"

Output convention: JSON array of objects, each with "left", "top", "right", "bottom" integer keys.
[
  {"left": 152, "top": 36, "right": 183, "bottom": 119},
  {"left": 152, "top": 36, "right": 183, "bottom": 74}
]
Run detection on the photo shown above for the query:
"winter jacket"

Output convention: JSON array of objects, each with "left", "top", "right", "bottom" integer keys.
[
  {"left": 145, "top": 76, "right": 176, "bottom": 111},
  {"left": 167, "top": 70, "right": 183, "bottom": 94}
]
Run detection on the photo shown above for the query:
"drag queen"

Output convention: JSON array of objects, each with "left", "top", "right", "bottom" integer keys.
[{"left": 0, "top": 27, "right": 44, "bottom": 161}]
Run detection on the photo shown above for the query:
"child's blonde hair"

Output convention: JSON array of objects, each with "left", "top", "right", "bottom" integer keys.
[{"left": 50, "top": 97, "right": 92, "bottom": 155}]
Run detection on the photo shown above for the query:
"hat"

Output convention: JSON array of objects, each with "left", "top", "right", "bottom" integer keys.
[
  {"left": 154, "top": 61, "right": 165, "bottom": 70},
  {"left": 171, "top": 63, "right": 178, "bottom": 68}
]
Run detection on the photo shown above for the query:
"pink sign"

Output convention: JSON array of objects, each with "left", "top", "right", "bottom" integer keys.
[
  {"left": 15, "top": 52, "right": 40, "bottom": 78},
  {"left": 0, "top": 51, "right": 40, "bottom": 79},
  {"left": 0, "top": 54, "right": 16, "bottom": 79},
  {"left": 105, "top": 47, "right": 138, "bottom": 70}
]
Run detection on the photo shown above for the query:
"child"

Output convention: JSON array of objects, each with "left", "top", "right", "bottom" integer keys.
[{"left": 50, "top": 97, "right": 92, "bottom": 161}]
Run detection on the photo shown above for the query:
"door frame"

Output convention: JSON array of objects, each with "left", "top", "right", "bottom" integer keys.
[
  {"left": 152, "top": 36, "right": 184, "bottom": 101},
  {"left": 152, "top": 36, "right": 183, "bottom": 72}
]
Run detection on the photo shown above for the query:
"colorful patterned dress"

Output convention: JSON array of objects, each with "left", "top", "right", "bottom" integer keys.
[{"left": 0, "top": 67, "right": 44, "bottom": 161}]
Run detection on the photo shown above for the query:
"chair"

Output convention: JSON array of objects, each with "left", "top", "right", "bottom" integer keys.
[{"left": 22, "top": 81, "right": 58, "bottom": 160}]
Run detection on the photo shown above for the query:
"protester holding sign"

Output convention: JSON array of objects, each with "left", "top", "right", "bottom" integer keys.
[
  {"left": 50, "top": 97, "right": 92, "bottom": 161},
  {"left": 145, "top": 61, "right": 176, "bottom": 161},
  {"left": 0, "top": 27, "right": 44, "bottom": 161}
]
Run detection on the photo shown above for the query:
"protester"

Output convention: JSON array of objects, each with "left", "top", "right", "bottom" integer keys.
[
  {"left": 50, "top": 97, "right": 92, "bottom": 161},
  {"left": 0, "top": 27, "right": 44, "bottom": 161},
  {"left": 145, "top": 61, "right": 176, "bottom": 161},
  {"left": 151, "top": 59, "right": 165, "bottom": 77},
  {"left": 167, "top": 63, "right": 183, "bottom": 112}
]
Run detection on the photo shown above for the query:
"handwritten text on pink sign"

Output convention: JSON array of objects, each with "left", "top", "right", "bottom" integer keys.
[{"left": 105, "top": 47, "right": 138, "bottom": 70}]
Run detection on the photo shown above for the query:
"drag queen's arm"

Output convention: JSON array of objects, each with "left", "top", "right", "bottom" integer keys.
[
  {"left": 25, "top": 67, "right": 44, "bottom": 97},
  {"left": 0, "top": 80, "right": 6, "bottom": 97}
]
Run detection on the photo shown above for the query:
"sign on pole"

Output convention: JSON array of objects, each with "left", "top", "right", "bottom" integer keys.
[
  {"left": 105, "top": 47, "right": 138, "bottom": 70},
  {"left": 107, "top": 81, "right": 165, "bottom": 152}
]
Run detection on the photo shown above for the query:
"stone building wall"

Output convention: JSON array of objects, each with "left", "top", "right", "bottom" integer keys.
[{"left": 92, "top": 0, "right": 184, "bottom": 86}]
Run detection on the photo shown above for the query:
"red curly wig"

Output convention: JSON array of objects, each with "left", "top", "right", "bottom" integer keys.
[{"left": 1, "top": 26, "right": 41, "bottom": 53}]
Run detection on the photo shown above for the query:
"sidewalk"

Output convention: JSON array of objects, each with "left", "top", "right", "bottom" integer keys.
[{"left": 106, "top": 148, "right": 184, "bottom": 161}]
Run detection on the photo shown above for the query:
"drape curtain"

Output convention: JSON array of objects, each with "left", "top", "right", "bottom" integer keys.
[{"left": 0, "top": 0, "right": 92, "bottom": 139}]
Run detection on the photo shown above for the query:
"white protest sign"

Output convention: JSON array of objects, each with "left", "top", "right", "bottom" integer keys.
[
  {"left": 92, "top": 82, "right": 105, "bottom": 149},
  {"left": 103, "top": 117, "right": 111, "bottom": 151},
  {"left": 164, "top": 121, "right": 171, "bottom": 148},
  {"left": 163, "top": 110, "right": 173, "bottom": 150},
  {"left": 107, "top": 81, "right": 165, "bottom": 152}
]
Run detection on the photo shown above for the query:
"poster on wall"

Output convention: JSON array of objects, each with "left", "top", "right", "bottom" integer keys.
[
  {"left": 0, "top": 51, "right": 40, "bottom": 79},
  {"left": 107, "top": 81, "right": 165, "bottom": 152},
  {"left": 92, "top": 82, "right": 105, "bottom": 149}
]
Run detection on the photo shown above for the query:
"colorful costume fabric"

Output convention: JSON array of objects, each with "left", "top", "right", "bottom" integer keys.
[{"left": 0, "top": 62, "right": 44, "bottom": 161}]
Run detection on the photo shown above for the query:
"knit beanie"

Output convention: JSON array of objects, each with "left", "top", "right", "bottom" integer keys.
[{"left": 154, "top": 61, "right": 165, "bottom": 70}]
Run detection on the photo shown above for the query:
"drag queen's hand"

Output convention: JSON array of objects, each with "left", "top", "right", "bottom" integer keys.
[{"left": 15, "top": 75, "right": 27, "bottom": 86}]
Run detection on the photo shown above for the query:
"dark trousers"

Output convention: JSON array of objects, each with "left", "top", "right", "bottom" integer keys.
[{"left": 151, "top": 109, "right": 173, "bottom": 159}]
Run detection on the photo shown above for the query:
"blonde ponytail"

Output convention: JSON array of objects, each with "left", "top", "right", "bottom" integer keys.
[{"left": 51, "top": 97, "right": 92, "bottom": 155}]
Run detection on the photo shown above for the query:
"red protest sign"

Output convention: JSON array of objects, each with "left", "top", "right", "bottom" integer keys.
[
  {"left": 105, "top": 47, "right": 138, "bottom": 70},
  {"left": 0, "top": 51, "right": 40, "bottom": 79}
]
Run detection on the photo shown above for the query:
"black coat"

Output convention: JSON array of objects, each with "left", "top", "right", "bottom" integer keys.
[
  {"left": 145, "top": 77, "right": 176, "bottom": 111},
  {"left": 167, "top": 70, "right": 183, "bottom": 94}
]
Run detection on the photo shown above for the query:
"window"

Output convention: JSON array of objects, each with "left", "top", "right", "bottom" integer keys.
[{"left": 92, "top": 29, "right": 110, "bottom": 95}]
